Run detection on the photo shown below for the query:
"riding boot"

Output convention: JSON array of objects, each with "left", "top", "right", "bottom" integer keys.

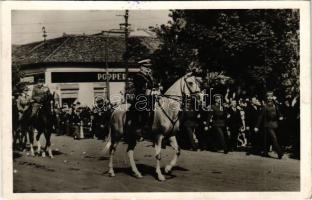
[
  {"left": 125, "top": 110, "right": 139, "bottom": 142},
  {"left": 135, "top": 111, "right": 144, "bottom": 141}
]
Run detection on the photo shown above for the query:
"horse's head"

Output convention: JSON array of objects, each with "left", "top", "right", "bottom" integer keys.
[
  {"left": 164, "top": 72, "right": 202, "bottom": 99},
  {"left": 41, "top": 91, "right": 55, "bottom": 113},
  {"left": 183, "top": 73, "right": 202, "bottom": 95}
]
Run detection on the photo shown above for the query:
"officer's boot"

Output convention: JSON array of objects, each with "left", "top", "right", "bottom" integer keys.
[{"left": 136, "top": 111, "right": 144, "bottom": 141}]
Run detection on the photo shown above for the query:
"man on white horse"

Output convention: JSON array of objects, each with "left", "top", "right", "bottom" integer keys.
[
  {"left": 106, "top": 62, "right": 203, "bottom": 180},
  {"left": 126, "top": 59, "right": 154, "bottom": 142}
]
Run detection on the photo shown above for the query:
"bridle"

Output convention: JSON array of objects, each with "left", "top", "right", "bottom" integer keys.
[
  {"left": 156, "top": 74, "right": 202, "bottom": 136},
  {"left": 182, "top": 75, "right": 201, "bottom": 96},
  {"left": 161, "top": 74, "right": 201, "bottom": 102}
]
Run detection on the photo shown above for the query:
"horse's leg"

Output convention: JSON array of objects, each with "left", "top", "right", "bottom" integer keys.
[
  {"left": 155, "top": 134, "right": 165, "bottom": 181},
  {"left": 165, "top": 136, "right": 181, "bottom": 174},
  {"left": 20, "top": 125, "right": 27, "bottom": 151},
  {"left": 28, "top": 128, "right": 35, "bottom": 156},
  {"left": 44, "top": 130, "right": 53, "bottom": 159},
  {"left": 12, "top": 126, "right": 18, "bottom": 150},
  {"left": 35, "top": 129, "right": 44, "bottom": 157},
  {"left": 127, "top": 139, "right": 143, "bottom": 178},
  {"left": 108, "top": 139, "right": 119, "bottom": 177},
  {"left": 23, "top": 127, "right": 30, "bottom": 151},
  {"left": 13, "top": 127, "right": 19, "bottom": 150}
]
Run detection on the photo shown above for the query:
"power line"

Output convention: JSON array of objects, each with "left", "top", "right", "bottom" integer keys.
[
  {"left": 12, "top": 29, "right": 104, "bottom": 34},
  {"left": 12, "top": 18, "right": 122, "bottom": 26},
  {"left": 12, "top": 17, "right": 166, "bottom": 26}
]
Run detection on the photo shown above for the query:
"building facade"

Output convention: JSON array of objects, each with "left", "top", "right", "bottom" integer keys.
[{"left": 13, "top": 33, "right": 159, "bottom": 107}]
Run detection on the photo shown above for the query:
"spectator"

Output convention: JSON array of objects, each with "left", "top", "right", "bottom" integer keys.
[
  {"left": 245, "top": 96, "right": 262, "bottom": 155},
  {"left": 254, "top": 91, "right": 284, "bottom": 159},
  {"left": 209, "top": 94, "right": 228, "bottom": 154}
]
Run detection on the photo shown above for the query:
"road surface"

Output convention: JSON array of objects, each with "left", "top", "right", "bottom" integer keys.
[{"left": 13, "top": 134, "right": 300, "bottom": 192}]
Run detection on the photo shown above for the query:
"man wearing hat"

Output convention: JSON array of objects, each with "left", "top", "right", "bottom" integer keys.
[
  {"left": 254, "top": 91, "right": 284, "bottom": 159},
  {"left": 92, "top": 98, "right": 110, "bottom": 139},
  {"left": 133, "top": 59, "right": 153, "bottom": 95},
  {"left": 209, "top": 94, "right": 229, "bottom": 154},
  {"left": 16, "top": 85, "right": 31, "bottom": 121},
  {"left": 29, "top": 78, "right": 50, "bottom": 119},
  {"left": 126, "top": 59, "right": 154, "bottom": 141}
]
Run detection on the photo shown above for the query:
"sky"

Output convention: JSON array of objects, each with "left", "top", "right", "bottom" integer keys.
[{"left": 12, "top": 10, "right": 171, "bottom": 44}]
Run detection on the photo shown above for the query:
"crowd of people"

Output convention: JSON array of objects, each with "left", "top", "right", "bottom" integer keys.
[
  {"left": 180, "top": 87, "right": 300, "bottom": 159},
  {"left": 12, "top": 60, "right": 300, "bottom": 160},
  {"left": 46, "top": 84, "right": 300, "bottom": 160},
  {"left": 52, "top": 100, "right": 112, "bottom": 140}
]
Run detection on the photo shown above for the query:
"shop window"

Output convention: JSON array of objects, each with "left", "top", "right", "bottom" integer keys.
[{"left": 94, "top": 87, "right": 107, "bottom": 99}]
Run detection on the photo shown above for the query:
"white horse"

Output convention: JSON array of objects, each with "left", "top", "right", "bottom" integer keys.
[{"left": 105, "top": 72, "right": 201, "bottom": 181}]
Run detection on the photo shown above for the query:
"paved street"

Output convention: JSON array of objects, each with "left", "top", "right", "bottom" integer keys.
[{"left": 13, "top": 134, "right": 300, "bottom": 192}]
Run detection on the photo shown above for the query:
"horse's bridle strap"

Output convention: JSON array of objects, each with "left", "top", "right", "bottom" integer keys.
[{"left": 156, "top": 99, "right": 179, "bottom": 132}]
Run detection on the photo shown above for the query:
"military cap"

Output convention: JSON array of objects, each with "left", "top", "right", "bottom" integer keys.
[
  {"left": 213, "top": 94, "right": 222, "bottom": 100},
  {"left": 23, "top": 86, "right": 29, "bottom": 91},
  {"left": 266, "top": 91, "right": 274, "bottom": 97},
  {"left": 138, "top": 59, "right": 152, "bottom": 67}
]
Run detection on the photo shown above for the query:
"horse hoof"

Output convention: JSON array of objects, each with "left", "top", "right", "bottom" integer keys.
[
  {"left": 42, "top": 152, "right": 46, "bottom": 158},
  {"left": 48, "top": 150, "right": 54, "bottom": 159},
  {"left": 30, "top": 151, "right": 35, "bottom": 157},
  {"left": 157, "top": 175, "right": 166, "bottom": 181},
  {"left": 108, "top": 172, "right": 115, "bottom": 177},
  {"left": 134, "top": 173, "right": 143, "bottom": 179},
  {"left": 164, "top": 165, "right": 172, "bottom": 174}
]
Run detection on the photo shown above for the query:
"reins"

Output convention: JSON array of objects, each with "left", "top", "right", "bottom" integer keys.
[{"left": 155, "top": 75, "right": 201, "bottom": 136}]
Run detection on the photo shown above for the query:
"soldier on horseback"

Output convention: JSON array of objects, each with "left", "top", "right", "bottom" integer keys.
[
  {"left": 16, "top": 85, "right": 31, "bottom": 122},
  {"left": 29, "top": 78, "right": 50, "bottom": 120},
  {"left": 14, "top": 85, "right": 31, "bottom": 150},
  {"left": 126, "top": 59, "right": 154, "bottom": 141}
]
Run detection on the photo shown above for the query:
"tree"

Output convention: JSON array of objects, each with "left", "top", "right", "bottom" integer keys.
[
  {"left": 152, "top": 9, "right": 299, "bottom": 98},
  {"left": 12, "top": 64, "right": 25, "bottom": 96}
]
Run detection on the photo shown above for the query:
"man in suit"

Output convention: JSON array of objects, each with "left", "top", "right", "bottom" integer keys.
[
  {"left": 254, "top": 91, "right": 284, "bottom": 159},
  {"left": 210, "top": 94, "right": 229, "bottom": 154},
  {"left": 245, "top": 96, "right": 262, "bottom": 155},
  {"left": 226, "top": 99, "right": 243, "bottom": 151}
]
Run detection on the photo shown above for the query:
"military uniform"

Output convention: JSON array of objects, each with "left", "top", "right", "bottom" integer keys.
[
  {"left": 210, "top": 102, "right": 229, "bottom": 154},
  {"left": 92, "top": 105, "right": 110, "bottom": 139},
  {"left": 69, "top": 107, "right": 81, "bottom": 139},
  {"left": 255, "top": 100, "right": 283, "bottom": 159},
  {"left": 30, "top": 84, "right": 49, "bottom": 119},
  {"left": 126, "top": 59, "right": 154, "bottom": 141},
  {"left": 181, "top": 94, "right": 200, "bottom": 150},
  {"left": 245, "top": 103, "right": 261, "bottom": 155},
  {"left": 16, "top": 92, "right": 31, "bottom": 121},
  {"left": 226, "top": 106, "right": 243, "bottom": 151}
]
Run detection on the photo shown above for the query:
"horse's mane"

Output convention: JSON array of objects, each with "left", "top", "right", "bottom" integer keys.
[{"left": 164, "top": 73, "right": 191, "bottom": 96}]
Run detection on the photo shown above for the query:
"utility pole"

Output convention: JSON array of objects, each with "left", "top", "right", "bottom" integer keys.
[
  {"left": 119, "top": 10, "right": 130, "bottom": 90},
  {"left": 102, "top": 29, "right": 124, "bottom": 101},
  {"left": 42, "top": 26, "right": 47, "bottom": 43}
]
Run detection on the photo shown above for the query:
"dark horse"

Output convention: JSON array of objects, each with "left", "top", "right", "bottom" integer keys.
[{"left": 26, "top": 91, "right": 55, "bottom": 158}]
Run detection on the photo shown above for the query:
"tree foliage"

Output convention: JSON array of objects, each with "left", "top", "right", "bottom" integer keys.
[
  {"left": 12, "top": 64, "right": 25, "bottom": 96},
  {"left": 152, "top": 9, "right": 299, "bottom": 98}
]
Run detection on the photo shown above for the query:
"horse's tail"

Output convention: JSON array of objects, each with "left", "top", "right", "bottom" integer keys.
[
  {"left": 103, "top": 112, "right": 114, "bottom": 154},
  {"left": 103, "top": 128, "right": 111, "bottom": 154}
]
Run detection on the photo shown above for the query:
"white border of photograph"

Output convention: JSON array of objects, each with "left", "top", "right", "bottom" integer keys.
[{"left": 1, "top": 1, "right": 311, "bottom": 200}]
